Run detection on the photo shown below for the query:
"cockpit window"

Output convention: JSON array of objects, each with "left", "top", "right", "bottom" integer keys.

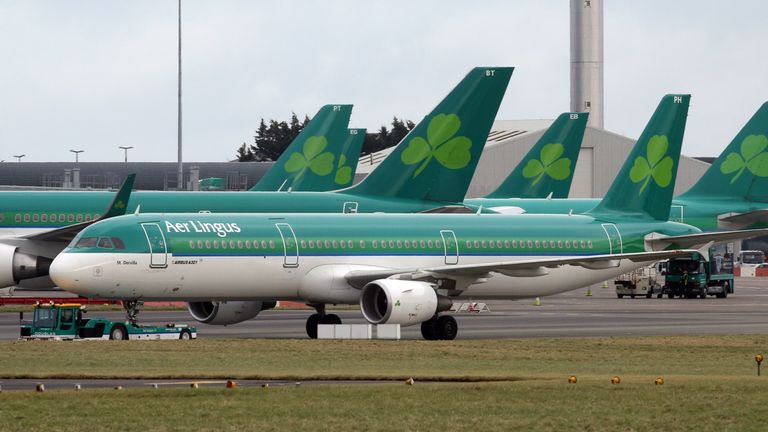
[
  {"left": 97, "top": 237, "right": 113, "bottom": 249},
  {"left": 112, "top": 237, "right": 125, "bottom": 249},
  {"left": 74, "top": 237, "right": 98, "bottom": 248}
]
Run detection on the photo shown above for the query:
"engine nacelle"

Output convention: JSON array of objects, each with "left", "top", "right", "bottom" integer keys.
[
  {"left": 0, "top": 244, "right": 53, "bottom": 288},
  {"left": 187, "top": 301, "right": 276, "bottom": 326},
  {"left": 359, "top": 279, "right": 452, "bottom": 326}
]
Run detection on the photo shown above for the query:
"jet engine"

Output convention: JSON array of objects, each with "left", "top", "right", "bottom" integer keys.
[
  {"left": 359, "top": 279, "right": 452, "bottom": 326},
  {"left": 187, "top": 301, "right": 276, "bottom": 326},
  {"left": 0, "top": 244, "right": 53, "bottom": 287}
]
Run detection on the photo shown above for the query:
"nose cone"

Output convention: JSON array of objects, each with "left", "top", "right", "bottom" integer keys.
[{"left": 49, "top": 253, "right": 88, "bottom": 295}]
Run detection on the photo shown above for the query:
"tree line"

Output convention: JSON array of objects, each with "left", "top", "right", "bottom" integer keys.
[{"left": 236, "top": 114, "right": 415, "bottom": 162}]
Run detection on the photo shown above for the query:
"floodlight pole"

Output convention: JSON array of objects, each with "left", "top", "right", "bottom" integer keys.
[
  {"left": 176, "top": 0, "right": 184, "bottom": 190},
  {"left": 119, "top": 146, "right": 134, "bottom": 163},
  {"left": 70, "top": 149, "right": 84, "bottom": 163},
  {"left": 13, "top": 154, "right": 25, "bottom": 163}
]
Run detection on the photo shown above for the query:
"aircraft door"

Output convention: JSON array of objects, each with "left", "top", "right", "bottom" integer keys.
[
  {"left": 440, "top": 230, "right": 459, "bottom": 265},
  {"left": 275, "top": 223, "right": 299, "bottom": 267},
  {"left": 669, "top": 205, "right": 684, "bottom": 223},
  {"left": 600, "top": 223, "right": 623, "bottom": 255},
  {"left": 141, "top": 223, "right": 168, "bottom": 268},
  {"left": 343, "top": 202, "right": 359, "bottom": 214}
]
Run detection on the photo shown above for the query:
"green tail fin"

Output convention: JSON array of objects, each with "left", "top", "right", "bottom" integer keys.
[
  {"left": 347, "top": 67, "right": 513, "bottom": 202},
  {"left": 588, "top": 94, "right": 691, "bottom": 221},
  {"left": 330, "top": 128, "right": 366, "bottom": 189},
  {"left": 484, "top": 112, "right": 588, "bottom": 199},
  {"left": 249, "top": 104, "right": 352, "bottom": 192},
  {"left": 679, "top": 102, "right": 768, "bottom": 202}
]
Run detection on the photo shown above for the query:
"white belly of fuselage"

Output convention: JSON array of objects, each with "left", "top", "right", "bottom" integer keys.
[{"left": 57, "top": 252, "right": 646, "bottom": 302}]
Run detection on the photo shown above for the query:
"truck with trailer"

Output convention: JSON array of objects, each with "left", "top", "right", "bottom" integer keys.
[
  {"left": 20, "top": 303, "right": 196, "bottom": 340},
  {"left": 662, "top": 243, "right": 734, "bottom": 299}
]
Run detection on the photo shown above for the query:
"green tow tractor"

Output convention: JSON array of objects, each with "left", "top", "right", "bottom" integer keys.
[{"left": 20, "top": 302, "right": 196, "bottom": 340}]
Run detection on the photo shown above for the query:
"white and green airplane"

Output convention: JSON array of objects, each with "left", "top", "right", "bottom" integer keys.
[
  {"left": 49, "top": 93, "right": 767, "bottom": 340},
  {"left": 0, "top": 67, "right": 512, "bottom": 288}
]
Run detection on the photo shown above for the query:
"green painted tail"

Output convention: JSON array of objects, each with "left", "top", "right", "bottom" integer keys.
[
  {"left": 331, "top": 128, "right": 366, "bottom": 189},
  {"left": 588, "top": 94, "right": 691, "bottom": 221},
  {"left": 679, "top": 102, "right": 768, "bottom": 202},
  {"left": 484, "top": 112, "right": 588, "bottom": 199},
  {"left": 347, "top": 67, "right": 513, "bottom": 202},
  {"left": 249, "top": 104, "right": 353, "bottom": 192}
]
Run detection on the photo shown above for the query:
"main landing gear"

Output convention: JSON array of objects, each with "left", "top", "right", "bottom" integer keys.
[
  {"left": 420, "top": 314, "right": 458, "bottom": 340},
  {"left": 306, "top": 304, "right": 342, "bottom": 339},
  {"left": 122, "top": 300, "right": 143, "bottom": 325}
]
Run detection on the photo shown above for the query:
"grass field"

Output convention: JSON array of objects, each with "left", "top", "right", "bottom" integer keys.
[{"left": 1, "top": 335, "right": 768, "bottom": 431}]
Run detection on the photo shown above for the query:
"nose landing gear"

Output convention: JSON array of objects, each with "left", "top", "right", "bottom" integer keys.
[
  {"left": 305, "top": 304, "right": 342, "bottom": 339},
  {"left": 122, "top": 300, "right": 143, "bottom": 325}
]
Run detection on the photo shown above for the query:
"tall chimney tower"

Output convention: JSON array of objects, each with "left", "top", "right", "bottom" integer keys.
[{"left": 570, "top": 0, "right": 604, "bottom": 129}]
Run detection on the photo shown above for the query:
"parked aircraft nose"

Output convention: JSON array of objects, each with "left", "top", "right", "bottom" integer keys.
[{"left": 49, "top": 253, "right": 90, "bottom": 295}]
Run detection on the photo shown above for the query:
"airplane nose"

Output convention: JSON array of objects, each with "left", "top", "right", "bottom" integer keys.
[{"left": 49, "top": 253, "right": 87, "bottom": 294}]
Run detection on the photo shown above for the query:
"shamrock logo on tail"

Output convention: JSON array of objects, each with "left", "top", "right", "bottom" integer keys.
[
  {"left": 284, "top": 136, "right": 335, "bottom": 181},
  {"left": 521, "top": 143, "right": 571, "bottom": 185},
  {"left": 629, "top": 135, "right": 674, "bottom": 195},
  {"left": 401, "top": 114, "right": 472, "bottom": 178},
  {"left": 334, "top": 154, "right": 353, "bottom": 185},
  {"left": 720, "top": 135, "right": 768, "bottom": 183}
]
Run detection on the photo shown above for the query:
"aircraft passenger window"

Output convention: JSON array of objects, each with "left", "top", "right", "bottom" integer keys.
[
  {"left": 427, "top": 240, "right": 433, "bottom": 248},
  {"left": 359, "top": 240, "right": 365, "bottom": 248},
  {"left": 396, "top": 240, "right": 402, "bottom": 248},
  {"left": 527, "top": 241, "right": 533, "bottom": 249},
  {"left": 50, "top": 214, "right": 57, "bottom": 222},
  {"left": 512, "top": 240, "right": 517, "bottom": 248},
  {"left": 323, "top": 240, "right": 329, "bottom": 249},
  {"left": 198, "top": 240, "right": 204, "bottom": 249},
  {"left": 59, "top": 214, "right": 65, "bottom": 222},
  {"left": 75, "top": 237, "right": 98, "bottom": 248},
  {"left": 418, "top": 240, "right": 424, "bottom": 248},
  {"left": 549, "top": 240, "right": 555, "bottom": 248},
  {"left": 580, "top": 240, "right": 586, "bottom": 249},
  {"left": 404, "top": 241, "right": 410, "bottom": 249},
  {"left": 15, "top": 214, "right": 21, "bottom": 223},
  {"left": 316, "top": 241, "right": 323, "bottom": 250},
  {"left": 573, "top": 241, "right": 579, "bottom": 249},
  {"left": 66, "top": 214, "right": 73, "bottom": 223},
  {"left": 436, "top": 240, "right": 441, "bottom": 248},
  {"left": 76, "top": 214, "right": 83, "bottom": 222},
  {"left": 381, "top": 241, "right": 386, "bottom": 249},
  {"left": 332, "top": 240, "right": 338, "bottom": 248},
  {"left": 340, "top": 241, "right": 346, "bottom": 249},
  {"left": 300, "top": 240, "right": 306, "bottom": 248},
  {"left": 85, "top": 214, "right": 92, "bottom": 222},
  {"left": 229, "top": 240, "right": 235, "bottom": 249},
  {"left": 348, "top": 240, "right": 353, "bottom": 249},
  {"left": 41, "top": 214, "right": 48, "bottom": 222},
  {"left": 261, "top": 241, "right": 267, "bottom": 249},
  {"left": 221, "top": 241, "right": 228, "bottom": 249},
  {"left": 389, "top": 240, "right": 395, "bottom": 248},
  {"left": 587, "top": 240, "right": 593, "bottom": 249},
  {"left": 565, "top": 241, "right": 570, "bottom": 248},
  {"left": 372, "top": 240, "right": 378, "bottom": 248},
  {"left": 205, "top": 240, "right": 211, "bottom": 249},
  {"left": 466, "top": 240, "right": 471, "bottom": 248},
  {"left": 558, "top": 240, "right": 563, "bottom": 248},
  {"left": 237, "top": 240, "right": 243, "bottom": 249},
  {"left": 189, "top": 240, "right": 195, "bottom": 249},
  {"left": 24, "top": 214, "right": 30, "bottom": 222},
  {"left": 213, "top": 240, "right": 220, "bottom": 249},
  {"left": 505, "top": 240, "right": 510, "bottom": 248},
  {"left": 270, "top": 240, "right": 276, "bottom": 249},
  {"left": 535, "top": 241, "right": 540, "bottom": 248},
  {"left": 33, "top": 214, "right": 39, "bottom": 222},
  {"left": 474, "top": 240, "right": 479, "bottom": 248},
  {"left": 542, "top": 241, "right": 547, "bottom": 249}
]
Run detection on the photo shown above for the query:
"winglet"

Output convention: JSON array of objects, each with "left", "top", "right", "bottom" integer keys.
[{"left": 103, "top": 174, "right": 135, "bottom": 219}]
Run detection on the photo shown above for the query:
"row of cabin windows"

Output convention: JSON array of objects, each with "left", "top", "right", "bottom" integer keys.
[
  {"left": 464, "top": 239, "right": 593, "bottom": 250},
  {"left": 186, "top": 237, "right": 593, "bottom": 252},
  {"left": 13, "top": 213, "right": 100, "bottom": 224}
]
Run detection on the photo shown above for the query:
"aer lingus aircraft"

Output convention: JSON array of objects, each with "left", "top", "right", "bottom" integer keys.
[
  {"left": 0, "top": 67, "right": 512, "bottom": 288},
  {"left": 482, "top": 111, "right": 588, "bottom": 199},
  {"left": 50, "top": 92, "right": 767, "bottom": 340},
  {"left": 249, "top": 105, "right": 365, "bottom": 191},
  {"left": 465, "top": 100, "right": 768, "bottom": 232}
]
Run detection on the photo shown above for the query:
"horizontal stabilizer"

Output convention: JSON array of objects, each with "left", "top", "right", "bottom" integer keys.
[
  {"left": 717, "top": 210, "right": 768, "bottom": 230},
  {"left": 644, "top": 228, "right": 768, "bottom": 251},
  {"left": 345, "top": 249, "right": 695, "bottom": 289}
]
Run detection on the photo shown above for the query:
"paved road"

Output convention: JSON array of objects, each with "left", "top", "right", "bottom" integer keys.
[{"left": 2, "top": 277, "right": 767, "bottom": 340}]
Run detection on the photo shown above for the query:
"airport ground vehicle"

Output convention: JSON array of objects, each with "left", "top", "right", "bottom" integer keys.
[
  {"left": 20, "top": 303, "right": 196, "bottom": 340},
  {"left": 662, "top": 244, "right": 734, "bottom": 299},
  {"left": 615, "top": 265, "right": 662, "bottom": 298}
]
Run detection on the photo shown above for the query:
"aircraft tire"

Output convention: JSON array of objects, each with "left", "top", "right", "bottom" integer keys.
[
  {"left": 321, "top": 314, "right": 342, "bottom": 325},
  {"left": 435, "top": 315, "right": 458, "bottom": 340},
  {"left": 306, "top": 314, "right": 321, "bottom": 339},
  {"left": 420, "top": 317, "right": 437, "bottom": 340}
]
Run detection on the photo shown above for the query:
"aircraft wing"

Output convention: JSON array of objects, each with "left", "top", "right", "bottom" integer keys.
[
  {"left": 22, "top": 174, "right": 136, "bottom": 242},
  {"left": 345, "top": 249, "right": 695, "bottom": 289},
  {"left": 717, "top": 210, "right": 768, "bottom": 229},
  {"left": 645, "top": 228, "right": 768, "bottom": 251}
]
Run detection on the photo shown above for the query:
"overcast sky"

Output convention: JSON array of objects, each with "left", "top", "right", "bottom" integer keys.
[{"left": 1, "top": 1, "right": 767, "bottom": 163}]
